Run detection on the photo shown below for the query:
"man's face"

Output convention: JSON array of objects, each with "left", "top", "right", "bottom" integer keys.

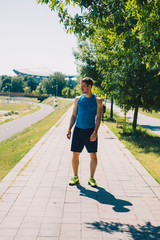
[{"left": 80, "top": 81, "right": 90, "bottom": 93}]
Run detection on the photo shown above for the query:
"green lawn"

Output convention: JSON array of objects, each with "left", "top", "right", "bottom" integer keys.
[
  {"left": 139, "top": 109, "right": 160, "bottom": 119},
  {"left": 0, "top": 98, "right": 73, "bottom": 181},
  {"left": 0, "top": 101, "right": 34, "bottom": 111},
  {"left": 103, "top": 109, "right": 160, "bottom": 184},
  {"left": 0, "top": 100, "right": 40, "bottom": 125}
]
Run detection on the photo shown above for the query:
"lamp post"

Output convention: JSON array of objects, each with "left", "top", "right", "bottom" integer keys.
[
  {"left": 56, "top": 85, "right": 58, "bottom": 97},
  {"left": 5, "top": 85, "right": 10, "bottom": 103},
  {"left": 51, "top": 85, "right": 54, "bottom": 96}
]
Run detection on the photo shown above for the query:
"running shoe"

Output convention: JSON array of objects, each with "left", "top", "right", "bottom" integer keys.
[
  {"left": 88, "top": 178, "right": 97, "bottom": 187},
  {"left": 69, "top": 176, "right": 79, "bottom": 185}
]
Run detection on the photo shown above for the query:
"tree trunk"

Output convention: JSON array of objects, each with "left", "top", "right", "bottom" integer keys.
[
  {"left": 110, "top": 97, "right": 113, "bottom": 119},
  {"left": 123, "top": 108, "right": 126, "bottom": 134},
  {"left": 133, "top": 106, "right": 139, "bottom": 130}
]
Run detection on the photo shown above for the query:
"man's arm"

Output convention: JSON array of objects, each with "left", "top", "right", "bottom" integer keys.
[
  {"left": 66, "top": 96, "right": 79, "bottom": 140},
  {"left": 90, "top": 97, "right": 103, "bottom": 142}
]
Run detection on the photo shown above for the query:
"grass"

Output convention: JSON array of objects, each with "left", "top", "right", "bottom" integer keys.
[
  {"left": 0, "top": 100, "right": 41, "bottom": 125},
  {"left": 0, "top": 101, "right": 35, "bottom": 111},
  {"left": 103, "top": 108, "right": 160, "bottom": 184},
  {"left": 0, "top": 98, "right": 73, "bottom": 181},
  {"left": 139, "top": 109, "right": 160, "bottom": 119},
  {"left": 42, "top": 96, "right": 55, "bottom": 106}
]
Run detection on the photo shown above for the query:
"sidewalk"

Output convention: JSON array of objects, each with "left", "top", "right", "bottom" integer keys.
[{"left": 0, "top": 107, "right": 160, "bottom": 240}]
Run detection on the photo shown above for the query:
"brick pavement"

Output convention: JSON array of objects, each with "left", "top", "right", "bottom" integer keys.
[{"left": 0, "top": 107, "right": 160, "bottom": 240}]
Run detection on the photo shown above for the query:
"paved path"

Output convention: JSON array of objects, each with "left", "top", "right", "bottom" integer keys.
[
  {"left": 0, "top": 107, "right": 160, "bottom": 240},
  {"left": 106, "top": 103, "right": 160, "bottom": 136},
  {"left": 0, "top": 103, "right": 54, "bottom": 143}
]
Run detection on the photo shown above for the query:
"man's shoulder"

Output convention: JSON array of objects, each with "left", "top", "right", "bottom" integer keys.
[
  {"left": 74, "top": 96, "right": 81, "bottom": 103},
  {"left": 96, "top": 96, "right": 102, "bottom": 102},
  {"left": 75, "top": 95, "right": 81, "bottom": 99}
]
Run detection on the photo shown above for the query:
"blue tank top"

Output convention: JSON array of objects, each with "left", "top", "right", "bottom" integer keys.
[{"left": 75, "top": 94, "right": 97, "bottom": 129}]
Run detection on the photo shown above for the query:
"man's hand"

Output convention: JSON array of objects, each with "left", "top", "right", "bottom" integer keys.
[
  {"left": 90, "top": 132, "right": 97, "bottom": 142},
  {"left": 66, "top": 131, "right": 71, "bottom": 140}
]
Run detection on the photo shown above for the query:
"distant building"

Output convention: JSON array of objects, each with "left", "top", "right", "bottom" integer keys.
[
  {"left": 13, "top": 67, "right": 54, "bottom": 84},
  {"left": 65, "top": 75, "right": 78, "bottom": 88},
  {"left": 13, "top": 68, "right": 77, "bottom": 86}
]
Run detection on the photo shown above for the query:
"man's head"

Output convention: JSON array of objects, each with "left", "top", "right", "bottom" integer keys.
[
  {"left": 80, "top": 77, "right": 93, "bottom": 94},
  {"left": 81, "top": 77, "right": 93, "bottom": 87}
]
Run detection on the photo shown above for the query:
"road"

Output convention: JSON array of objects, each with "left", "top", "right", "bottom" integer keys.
[
  {"left": 106, "top": 102, "right": 160, "bottom": 136},
  {"left": 0, "top": 103, "right": 54, "bottom": 143}
]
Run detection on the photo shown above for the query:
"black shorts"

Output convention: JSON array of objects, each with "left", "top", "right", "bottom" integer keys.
[{"left": 71, "top": 127, "right": 98, "bottom": 153}]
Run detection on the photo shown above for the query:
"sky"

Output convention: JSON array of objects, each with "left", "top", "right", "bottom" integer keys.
[{"left": 0, "top": 0, "right": 79, "bottom": 76}]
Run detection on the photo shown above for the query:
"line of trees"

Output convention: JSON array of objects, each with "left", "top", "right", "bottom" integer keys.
[
  {"left": 0, "top": 75, "right": 38, "bottom": 93},
  {"left": 38, "top": 0, "right": 160, "bottom": 130},
  {"left": 0, "top": 72, "right": 78, "bottom": 97}
]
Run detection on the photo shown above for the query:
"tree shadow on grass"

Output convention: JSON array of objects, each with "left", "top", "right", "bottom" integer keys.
[
  {"left": 85, "top": 221, "right": 160, "bottom": 240},
  {"left": 119, "top": 126, "right": 160, "bottom": 156},
  {"left": 102, "top": 115, "right": 116, "bottom": 123},
  {"left": 77, "top": 185, "right": 132, "bottom": 212},
  {"left": 103, "top": 113, "right": 160, "bottom": 156}
]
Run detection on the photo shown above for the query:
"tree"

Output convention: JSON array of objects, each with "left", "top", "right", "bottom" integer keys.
[
  {"left": 62, "top": 87, "right": 71, "bottom": 98},
  {"left": 24, "top": 76, "right": 38, "bottom": 92},
  {"left": 74, "top": 40, "right": 104, "bottom": 87},
  {"left": 73, "top": 39, "right": 116, "bottom": 117},
  {"left": 91, "top": 25, "right": 160, "bottom": 129},
  {"left": 11, "top": 75, "right": 24, "bottom": 92},
  {"left": 40, "top": 77, "right": 54, "bottom": 95},
  {"left": 73, "top": 83, "right": 81, "bottom": 96},
  {"left": 35, "top": 82, "right": 45, "bottom": 95},
  {"left": 38, "top": 0, "right": 160, "bottom": 129},
  {"left": 0, "top": 75, "right": 37, "bottom": 94},
  {"left": 54, "top": 72, "right": 66, "bottom": 96},
  {"left": 0, "top": 76, "right": 2, "bottom": 90},
  {"left": 0, "top": 75, "right": 12, "bottom": 92},
  {"left": 125, "top": 0, "right": 160, "bottom": 70},
  {"left": 89, "top": 28, "right": 121, "bottom": 119},
  {"left": 37, "top": 72, "right": 66, "bottom": 96}
]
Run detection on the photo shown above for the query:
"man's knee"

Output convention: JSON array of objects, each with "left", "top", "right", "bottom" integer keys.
[
  {"left": 73, "top": 152, "right": 80, "bottom": 159},
  {"left": 90, "top": 152, "right": 97, "bottom": 160}
]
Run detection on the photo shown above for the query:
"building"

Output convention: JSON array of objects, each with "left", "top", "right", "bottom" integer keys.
[
  {"left": 13, "top": 67, "right": 54, "bottom": 84},
  {"left": 13, "top": 68, "right": 77, "bottom": 85}
]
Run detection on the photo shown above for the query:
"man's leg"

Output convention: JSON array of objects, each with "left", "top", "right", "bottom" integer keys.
[
  {"left": 72, "top": 152, "right": 80, "bottom": 176},
  {"left": 69, "top": 152, "right": 80, "bottom": 185},
  {"left": 89, "top": 152, "right": 97, "bottom": 178},
  {"left": 88, "top": 152, "right": 98, "bottom": 187}
]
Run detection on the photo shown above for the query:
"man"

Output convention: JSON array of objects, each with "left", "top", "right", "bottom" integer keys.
[{"left": 66, "top": 77, "right": 103, "bottom": 187}]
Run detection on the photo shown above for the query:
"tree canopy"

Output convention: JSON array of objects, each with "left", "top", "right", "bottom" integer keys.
[{"left": 37, "top": 0, "right": 160, "bottom": 129}]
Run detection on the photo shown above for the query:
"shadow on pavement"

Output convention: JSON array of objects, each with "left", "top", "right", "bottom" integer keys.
[
  {"left": 77, "top": 185, "right": 132, "bottom": 212},
  {"left": 141, "top": 125, "right": 160, "bottom": 132},
  {"left": 104, "top": 137, "right": 116, "bottom": 139},
  {"left": 85, "top": 221, "right": 160, "bottom": 240}
]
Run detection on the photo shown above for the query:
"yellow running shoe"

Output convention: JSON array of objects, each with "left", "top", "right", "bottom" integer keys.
[
  {"left": 88, "top": 178, "right": 97, "bottom": 187},
  {"left": 69, "top": 176, "right": 79, "bottom": 185}
]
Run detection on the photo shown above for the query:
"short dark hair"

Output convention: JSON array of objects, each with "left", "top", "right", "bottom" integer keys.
[{"left": 81, "top": 77, "right": 93, "bottom": 87}]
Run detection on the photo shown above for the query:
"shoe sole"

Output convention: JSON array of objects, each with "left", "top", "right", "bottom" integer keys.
[
  {"left": 88, "top": 181, "right": 97, "bottom": 187},
  {"left": 69, "top": 181, "right": 80, "bottom": 186}
]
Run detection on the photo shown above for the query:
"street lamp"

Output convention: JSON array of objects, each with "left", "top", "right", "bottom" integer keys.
[
  {"left": 56, "top": 85, "right": 58, "bottom": 97},
  {"left": 5, "top": 85, "right": 10, "bottom": 103},
  {"left": 51, "top": 85, "right": 54, "bottom": 96}
]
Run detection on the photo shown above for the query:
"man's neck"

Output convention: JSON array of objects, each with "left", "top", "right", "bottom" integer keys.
[{"left": 84, "top": 92, "right": 93, "bottom": 98}]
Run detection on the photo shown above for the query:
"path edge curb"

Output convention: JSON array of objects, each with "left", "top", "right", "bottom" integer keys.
[{"left": 0, "top": 107, "right": 71, "bottom": 197}]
